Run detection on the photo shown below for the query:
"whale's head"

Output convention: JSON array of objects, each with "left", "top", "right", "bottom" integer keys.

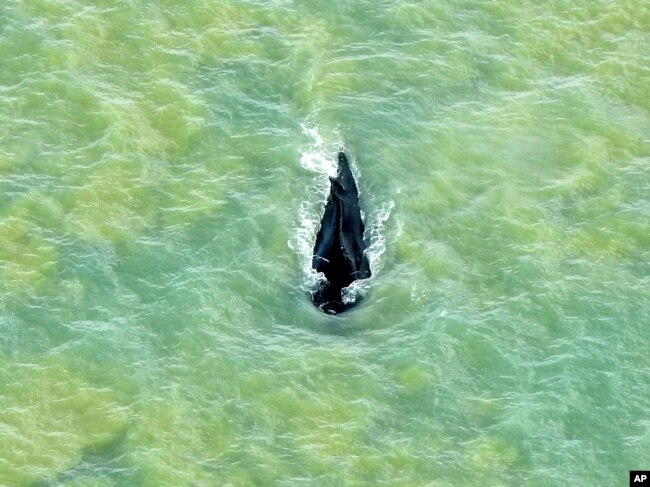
[{"left": 332, "top": 152, "right": 358, "bottom": 199}]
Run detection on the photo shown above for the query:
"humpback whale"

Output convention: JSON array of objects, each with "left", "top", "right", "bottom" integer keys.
[{"left": 311, "top": 152, "right": 371, "bottom": 314}]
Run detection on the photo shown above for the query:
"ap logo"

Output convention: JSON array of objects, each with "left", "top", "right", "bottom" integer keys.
[{"left": 631, "top": 471, "right": 650, "bottom": 485}]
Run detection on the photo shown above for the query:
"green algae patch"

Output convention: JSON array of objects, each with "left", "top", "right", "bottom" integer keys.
[
  {"left": 0, "top": 359, "right": 128, "bottom": 487},
  {"left": 60, "top": 479, "right": 116, "bottom": 487},
  {"left": 0, "top": 214, "right": 57, "bottom": 296},
  {"left": 398, "top": 363, "right": 435, "bottom": 393},
  {"left": 463, "top": 436, "right": 521, "bottom": 476},
  {"left": 205, "top": 349, "right": 389, "bottom": 482},
  {"left": 395, "top": 230, "right": 465, "bottom": 283},
  {"left": 139, "top": 79, "right": 207, "bottom": 155},
  {"left": 567, "top": 226, "right": 633, "bottom": 260},
  {"left": 124, "top": 395, "right": 236, "bottom": 486},
  {"left": 157, "top": 165, "right": 230, "bottom": 228},
  {"left": 60, "top": 158, "right": 160, "bottom": 245}
]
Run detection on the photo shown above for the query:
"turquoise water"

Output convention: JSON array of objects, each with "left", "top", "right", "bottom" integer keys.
[{"left": 1, "top": 0, "right": 649, "bottom": 485}]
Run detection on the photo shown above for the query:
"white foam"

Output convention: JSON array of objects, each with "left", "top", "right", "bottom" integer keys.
[
  {"left": 289, "top": 124, "right": 336, "bottom": 292},
  {"left": 298, "top": 123, "right": 339, "bottom": 178},
  {"left": 288, "top": 200, "right": 325, "bottom": 292},
  {"left": 365, "top": 199, "right": 395, "bottom": 273}
]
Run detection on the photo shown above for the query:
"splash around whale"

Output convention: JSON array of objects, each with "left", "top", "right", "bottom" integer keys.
[{"left": 311, "top": 152, "right": 371, "bottom": 314}]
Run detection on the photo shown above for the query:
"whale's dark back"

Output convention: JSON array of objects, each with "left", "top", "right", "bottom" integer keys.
[{"left": 311, "top": 152, "right": 371, "bottom": 314}]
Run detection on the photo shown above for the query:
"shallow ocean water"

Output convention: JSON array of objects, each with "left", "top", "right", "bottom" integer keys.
[{"left": 1, "top": 0, "right": 649, "bottom": 485}]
